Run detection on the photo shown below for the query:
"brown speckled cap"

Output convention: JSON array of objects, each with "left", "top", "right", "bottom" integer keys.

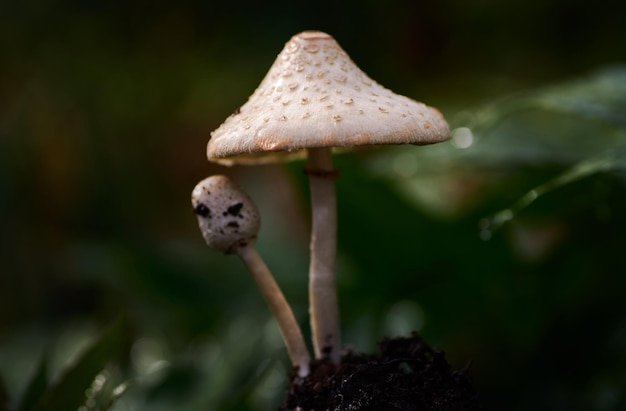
[{"left": 207, "top": 31, "right": 450, "bottom": 165}]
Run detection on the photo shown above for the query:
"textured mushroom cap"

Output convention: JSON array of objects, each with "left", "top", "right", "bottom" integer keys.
[
  {"left": 191, "top": 175, "right": 260, "bottom": 254},
  {"left": 208, "top": 31, "right": 450, "bottom": 165}
]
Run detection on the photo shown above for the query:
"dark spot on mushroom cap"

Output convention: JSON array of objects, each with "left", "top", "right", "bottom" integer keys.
[
  {"left": 193, "top": 203, "right": 211, "bottom": 218},
  {"left": 226, "top": 221, "right": 240, "bottom": 228},
  {"left": 227, "top": 202, "right": 243, "bottom": 216}
]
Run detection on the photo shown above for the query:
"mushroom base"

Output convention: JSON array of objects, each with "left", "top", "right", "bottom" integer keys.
[{"left": 279, "top": 333, "right": 480, "bottom": 411}]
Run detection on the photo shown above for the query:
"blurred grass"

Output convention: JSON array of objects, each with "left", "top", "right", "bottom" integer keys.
[{"left": 1, "top": 0, "right": 626, "bottom": 410}]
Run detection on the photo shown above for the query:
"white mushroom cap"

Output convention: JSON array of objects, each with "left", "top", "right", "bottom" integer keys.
[
  {"left": 208, "top": 30, "right": 450, "bottom": 165},
  {"left": 191, "top": 175, "right": 260, "bottom": 254}
]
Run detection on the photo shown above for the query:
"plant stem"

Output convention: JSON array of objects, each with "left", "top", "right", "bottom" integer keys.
[
  {"left": 306, "top": 147, "right": 341, "bottom": 363},
  {"left": 236, "top": 241, "right": 311, "bottom": 377}
]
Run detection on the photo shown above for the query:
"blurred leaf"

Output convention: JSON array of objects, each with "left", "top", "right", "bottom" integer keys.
[
  {"left": 32, "top": 318, "right": 127, "bottom": 411},
  {"left": 369, "top": 65, "right": 626, "bottom": 220},
  {"left": 80, "top": 367, "right": 134, "bottom": 411},
  {"left": 18, "top": 353, "right": 48, "bottom": 411},
  {"left": 98, "top": 380, "right": 134, "bottom": 411},
  {"left": 481, "top": 143, "right": 626, "bottom": 237},
  {"left": 455, "top": 67, "right": 626, "bottom": 168},
  {"left": 462, "top": 66, "right": 626, "bottom": 233},
  {"left": 467, "top": 66, "right": 626, "bottom": 134},
  {"left": 0, "top": 373, "right": 10, "bottom": 411}
]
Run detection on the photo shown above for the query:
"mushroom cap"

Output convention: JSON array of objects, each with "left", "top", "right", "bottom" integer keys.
[
  {"left": 208, "top": 31, "right": 450, "bottom": 165},
  {"left": 191, "top": 175, "right": 260, "bottom": 254}
]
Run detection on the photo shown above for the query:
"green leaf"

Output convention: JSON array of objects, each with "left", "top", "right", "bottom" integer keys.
[
  {"left": 480, "top": 143, "right": 626, "bottom": 237},
  {"left": 32, "top": 318, "right": 127, "bottom": 411},
  {"left": 78, "top": 367, "right": 135, "bottom": 411},
  {"left": 98, "top": 379, "right": 135, "bottom": 411},
  {"left": 0, "top": 373, "right": 11, "bottom": 411},
  {"left": 466, "top": 66, "right": 626, "bottom": 134},
  {"left": 369, "top": 65, "right": 626, "bottom": 221},
  {"left": 463, "top": 67, "right": 626, "bottom": 233},
  {"left": 18, "top": 353, "right": 49, "bottom": 411}
]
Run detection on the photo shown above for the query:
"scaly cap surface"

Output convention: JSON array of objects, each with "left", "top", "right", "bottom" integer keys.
[{"left": 208, "top": 31, "right": 449, "bottom": 165}]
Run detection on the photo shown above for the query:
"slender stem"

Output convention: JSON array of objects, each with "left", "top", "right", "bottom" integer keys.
[
  {"left": 307, "top": 147, "right": 341, "bottom": 363},
  {"left": 236, "top": 241, "right": 311, "bottom": 377}
]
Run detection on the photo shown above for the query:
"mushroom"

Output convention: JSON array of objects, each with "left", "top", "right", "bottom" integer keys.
[
  {"left": 207, "top": 31, "right": 450, "bottom": 363},
  {"left": 191, "top": 175, "right": 311, "bottom": 376}
]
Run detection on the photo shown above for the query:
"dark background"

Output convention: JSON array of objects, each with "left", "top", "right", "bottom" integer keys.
[{"left": 1, "top": 0, "right": 626, "bottom": 410}]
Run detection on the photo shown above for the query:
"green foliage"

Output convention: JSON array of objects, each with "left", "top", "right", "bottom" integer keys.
[
  {"left": 467, "top": 67, "right": 626, "bottom": 234},
  {"left": 18, "top": 354, "right": 48, "bottom": 411},
  {"left": 373, "top": 66, "right": 626, "bottom": 225},
  {"left": 27, "top": 318, "right": 129, "bottom": 411},
  {"left": 0, "top": 375, "right": 10, "bottom": 411}
]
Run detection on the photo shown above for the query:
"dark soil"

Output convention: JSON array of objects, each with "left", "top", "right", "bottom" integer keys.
[{"left": 279, "top": 333, "right": 480, "bottom": 411}]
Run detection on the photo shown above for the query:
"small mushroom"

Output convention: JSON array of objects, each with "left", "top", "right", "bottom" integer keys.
[
  {"left": 207, "top": 31, "right": 450, "bottom": 363},
  {"left": 192, "top": 175, "right": 311, "bottom": 376}
]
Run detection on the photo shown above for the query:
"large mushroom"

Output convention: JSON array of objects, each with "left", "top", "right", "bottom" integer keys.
[{"left": 207, "top": 30, "right": 450, "bottom": 363}]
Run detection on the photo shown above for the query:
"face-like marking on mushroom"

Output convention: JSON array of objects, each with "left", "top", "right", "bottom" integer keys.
[
  {"left": 193, "top": 203, "right": 211, "bottom": 218},
  {"left": 224, "top": 202, "right": 244, "bottom": 217},
  {"left": 191, "top": 175, "right": 260, "bottom": 254}
]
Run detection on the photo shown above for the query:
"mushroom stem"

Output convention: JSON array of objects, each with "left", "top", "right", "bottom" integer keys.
[
  {"left": 306, "top": 147, "right": 341, "bottom": 363},
  {"left": 236, "top": 240, "right": 311, "bottom": 377}
]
